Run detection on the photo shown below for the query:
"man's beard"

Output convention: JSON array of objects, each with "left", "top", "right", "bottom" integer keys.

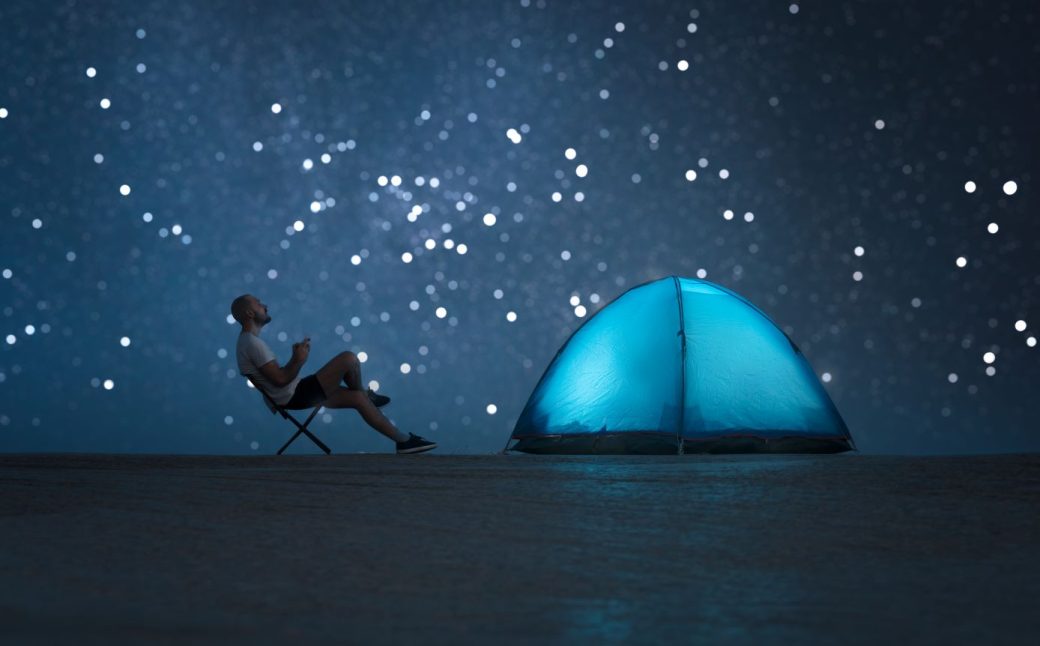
[{"left": 261, "top": 314, "right": 272, "bottom": 325}]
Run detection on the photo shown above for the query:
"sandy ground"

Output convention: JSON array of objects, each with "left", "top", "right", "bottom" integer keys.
[{"left": 0, "top": 453, "right": 1038, "bottom": 644}]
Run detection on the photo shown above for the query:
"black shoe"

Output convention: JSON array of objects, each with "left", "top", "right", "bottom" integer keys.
[
  {"left": 367, "top": 388, "right": 390, "bottom": 407},
  {"left": 396, "top": 433, "right": 437, "bottom": 454}
]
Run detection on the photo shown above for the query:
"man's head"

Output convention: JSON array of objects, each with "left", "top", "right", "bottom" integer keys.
[{"left": 230, "top": 294, "right": 271, "bottom": 328}]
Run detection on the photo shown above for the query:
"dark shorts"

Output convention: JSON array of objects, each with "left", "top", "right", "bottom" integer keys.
[{"left": 284, "top": 374, "right": 327, "bottom": 410}]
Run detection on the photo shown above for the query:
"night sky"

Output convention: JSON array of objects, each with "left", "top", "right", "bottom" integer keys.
[{"left": 1, "top": 0, "right": 1037, "bottom": 455}]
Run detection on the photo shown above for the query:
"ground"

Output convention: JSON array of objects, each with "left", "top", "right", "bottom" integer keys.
[{"left": 1, "top": 453, "right": 1038, "bottom": 644}]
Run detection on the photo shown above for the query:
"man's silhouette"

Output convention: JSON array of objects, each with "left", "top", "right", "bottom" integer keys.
[{"left": 230, "top": 294, "right": 436, "bottom": 454}]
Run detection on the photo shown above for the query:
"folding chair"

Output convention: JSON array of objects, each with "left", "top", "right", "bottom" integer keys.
[{"left": 244, "top": 375, "right": 331, "bottom": 455}]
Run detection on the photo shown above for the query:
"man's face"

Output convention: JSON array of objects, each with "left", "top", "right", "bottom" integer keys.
[{"left": 248, "top": 296, "right": 272, "bottom": 326}]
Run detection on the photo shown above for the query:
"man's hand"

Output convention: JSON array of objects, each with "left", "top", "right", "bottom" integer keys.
[{"left": 291, "top": 337, "right": 311, "bottom": 363}]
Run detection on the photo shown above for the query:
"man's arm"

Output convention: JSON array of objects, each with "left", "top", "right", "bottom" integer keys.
[{"left": 256, "top": 338, "right": 309, "bottom": 387}]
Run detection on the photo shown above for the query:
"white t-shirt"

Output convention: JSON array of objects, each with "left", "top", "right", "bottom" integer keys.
[{"left": 237, "top": 331, "right": 300, "bottom": 407}]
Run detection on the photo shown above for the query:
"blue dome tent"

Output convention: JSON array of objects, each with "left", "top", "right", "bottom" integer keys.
[{"left": 508, "top": 276, "right": 854, "bottom": 454}]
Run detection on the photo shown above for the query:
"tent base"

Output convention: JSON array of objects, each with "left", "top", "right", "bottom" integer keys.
[{"left": 510, "top": 433, "right": 853, "bottom": 455}]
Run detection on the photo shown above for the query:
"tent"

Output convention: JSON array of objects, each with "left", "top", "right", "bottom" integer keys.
[{"left": 507, "top": 276, "right": 854, "bottom": 454}]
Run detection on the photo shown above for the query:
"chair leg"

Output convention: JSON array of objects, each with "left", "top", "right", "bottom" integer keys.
[
  {"left": 301, "top": 428, "right": 332, "bottom": 454},
  {"left": 277, "top": 429, "right": 304, "bottom": 455},
  {"left": 274, "top": 407, "right": 331, "bottom": 455}
]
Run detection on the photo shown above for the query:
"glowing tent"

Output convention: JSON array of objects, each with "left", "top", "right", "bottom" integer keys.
[{"left": 508, "top": 276, "right": 854, "bottom": 454}]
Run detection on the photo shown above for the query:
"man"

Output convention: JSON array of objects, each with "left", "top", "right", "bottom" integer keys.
[{"left": 230, "top": 294, "right": 436, "bottom": 454}]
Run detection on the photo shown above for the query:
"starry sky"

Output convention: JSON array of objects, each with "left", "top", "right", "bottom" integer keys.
[{"left": 1, "top": 0, "right": 1037, "bottom": 455}]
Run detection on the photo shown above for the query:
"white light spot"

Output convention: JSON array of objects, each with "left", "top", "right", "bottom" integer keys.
[
  {"left": 964, "top": 180, "right": 976, "bottom": 193},
  {"left": 252, "top": 141, "right": 263, "bottom": 152},
  {"left": 293, "top": 220, "right": 305, "bottom": 232},
  {"left": 506, "top": 311, "right": 517, "bottom": 322},
  {"left": 350, "top": 254, "right": 361, "bottom": 265},
  {"left": 956, "top": 256, "right": 968, "bottom": 268},
  {"left": 103, "top": 379, "right": 114, "bottom": 390},
  {"left": 565, "top": 147, "right": 577, "bottom": 160},
  {"left": 574, "top": 305, "right": 587, "bottom": 317},
  {"left": 723, "top": 209, "right": 734, "bottom": 220},
  {"left": 368, "top": 380, "right": 380, "bottom": 391},
  {"left": 401, "top": 251, "right": 413, "bottom": 263},
  {"left": 483, "top": 212, "right": 497, "bottom": 226},
  {"left": 400, "top": 363, "right": 411, "bottom": 374},
  {"left": 1003, "top": 180, "right": 1017, "bottom": 196},
  {"left": 267, "top": 269, "right": 278, "bottom": 279},
  {"left": 120, "top": 336, "right": 131, "bottom": 347},
  {"left": 685, "top": 169, "right": 697, "bottom": 181},
  {"left": 32, "top": 218, "right": 42, "bottom": 229},
  {"left": 551, "top": 192, "right": 562, "bottom": 202},
  {"left": 391, "top": 175, "right": 402, "bottom": 186},
  {"left": 852, "top": 271, "right": 863, "bottom": 282},
  {"left": 1014, "top": 320, "right": 1027, "bottom": 332},
  {"left": 86, "top": 67, "right": 97, "bottom": 78},
  {"left": 435, "top": 307, "right": 447, "bottom": 319},
  {"left": 854, "top": 246, "right": 865, "bottom": 256},
  {"left": 874, "top": 119, "right": 885, "bottom": 130},
  {"left": 136, "top": 63, "right": 146, "bottom": 73},
  {"left": 677, "top": 59, "right": 689, "bottom": 71},
  {"left": 4, "top": 334, "right": 14, "bottom": 345},
  {"left": 119, "top": 184, "right": 131, "bottom": 196},
  {"left": 93, "top": 153, "right": 104, "bottom": 164},
  {"left": 569, "top": 295, "right": 580, "bottom": 306},
  {"left": 302, "top": 158, "right": 314, "bottom": 170},
  {"left": 718, "top": 169, "right": 730, "bottom": 179},
  {"left": 561, "top": 250, "right": 571, "bottom": 261},
  {"left": 789, "top": 3, "right": 800, "bottom": 14},
  {"left": 986, "top": 366, "right": 996, "bottom": 376},
  {"left": 357, "top": 351, "right": 368, "bottom": 363},
  {"left": 321, "top": 153, "right": 331, "bottom": 164},
  {"left": 171, "top": 224, "right": 182, "bottom": 235},
  {"left": 1027, "top": 336, "right": 1037, "bottom": 348},
  {"left": 271, "top": 102, "right": 282, "bottom": 114},
  {"left": 821, "top": 372, "right": 832, "bottom": 383},
  {"left": 575, "top": 164, "right": 588, "bottom": 178},
  {"left": 99, "top": 98, "right": 111, "bottom": 109},
  {"left": 987, "top": 222, "right": 999, "bottom": 234},
  {"left": 615, "top": 22, "right": 625, "bottom": 32},
  {"left": 948, "top": 373, "right": 958, "bottom": 384},
  {"left": 983, "top": 351, "right": 996, "bottom": 364},
  {"left": 24, "top": 324, "right": 35, "bottom": 335},
  {"left": 486, "top": 404, "right": 498, "bottom": 415},
  {"left": 743, "top": 211, "right": 755, "bottom": 222},
  {"left": 456, "top": 243, "right": 468, "bottom": 255}
]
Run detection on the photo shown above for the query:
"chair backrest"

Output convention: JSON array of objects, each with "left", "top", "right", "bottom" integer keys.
[{"left": 242, "top": 374, "right": 283, "bottom": 416}]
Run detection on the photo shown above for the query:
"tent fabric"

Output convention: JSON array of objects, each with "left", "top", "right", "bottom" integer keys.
[{"left": 509, "top": 276, "right": 853, "bottom": 454}]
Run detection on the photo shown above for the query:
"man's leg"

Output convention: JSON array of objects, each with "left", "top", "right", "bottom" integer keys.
[
  {"left": 315, "top": 351, "right": 363, "bottom": 396},
  {"left": 320, "top": 387, "right": 407, "bottom": 442}
]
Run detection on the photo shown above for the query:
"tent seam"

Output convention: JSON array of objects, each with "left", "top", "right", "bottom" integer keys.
[{"left": 673, "top": 276, "right": 686, "bottom": 455}]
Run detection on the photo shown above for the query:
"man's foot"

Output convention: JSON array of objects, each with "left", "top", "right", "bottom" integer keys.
[
  {"left": 367, "top": 388, "right": 390, "bottom": 407},
  {"left": 396, "top": 433, "right": 437, "bottom": 454}
]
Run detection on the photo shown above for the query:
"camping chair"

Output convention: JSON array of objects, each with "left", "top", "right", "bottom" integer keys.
[{"left": 243, "top": 375, "right": 331, "bottom": 455}]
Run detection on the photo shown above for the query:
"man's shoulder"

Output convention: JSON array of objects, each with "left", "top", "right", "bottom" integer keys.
[{"left": 237, "top": 332, "right": 270, "bottom": 353}]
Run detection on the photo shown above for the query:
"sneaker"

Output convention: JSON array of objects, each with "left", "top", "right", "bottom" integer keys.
[
  {"left": 396, "top": 433, "right": 437, "bottom": 454},
  {"left": 367, "top": 388, "right": 391, "bottom": 407}
]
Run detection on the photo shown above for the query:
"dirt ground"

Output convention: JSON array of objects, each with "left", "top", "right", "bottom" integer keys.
[{"left": 1, "top": 453, "right": 1038, "bottom": 644}]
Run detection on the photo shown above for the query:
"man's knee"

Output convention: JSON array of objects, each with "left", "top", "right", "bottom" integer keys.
[{"left": 337, "top": 351, "right": 358, "bottom": 368}]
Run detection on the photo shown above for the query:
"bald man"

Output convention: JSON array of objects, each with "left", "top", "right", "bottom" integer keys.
[{"left": 230, "top": 294, "right": 436, "bottom": 454}]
